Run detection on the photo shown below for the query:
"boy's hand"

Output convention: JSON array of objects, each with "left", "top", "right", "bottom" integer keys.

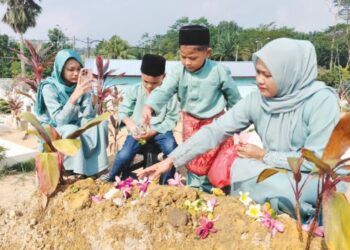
[
  {"left": 143, "top": 105, "right": 153, "bottom": 125},
  {"left": 134, "top": 130, "right": 157, "bottom": 141},
  {"left": 137, "top": 158, "right": 174, "bottom": 180}
]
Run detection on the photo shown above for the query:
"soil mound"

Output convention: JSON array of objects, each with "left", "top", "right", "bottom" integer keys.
[{"left": 0, "top": 178, "right": 326, "bottom": 250}]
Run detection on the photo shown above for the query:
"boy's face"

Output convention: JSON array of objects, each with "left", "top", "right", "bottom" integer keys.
[
  {"left": 141, "top": 73, "right": 165, "bottom": 94},
  {"left": 179, "top": 45, "right": 212, "bottom": 72}
]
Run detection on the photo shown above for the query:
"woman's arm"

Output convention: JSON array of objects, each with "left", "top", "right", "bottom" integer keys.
[{"left": 42, "top": 85, "right": 80, "bottom": 126}]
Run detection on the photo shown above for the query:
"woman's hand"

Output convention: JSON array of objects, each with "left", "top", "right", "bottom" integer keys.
[
  {"left": 236, "top": 143, "right": 265, "bottom": 161},
  {"left": 69, "top": 69, "right": 93, "bottom": 105},
  {"left": 137, "top": 157, "right": 174, "bottom": 180}
]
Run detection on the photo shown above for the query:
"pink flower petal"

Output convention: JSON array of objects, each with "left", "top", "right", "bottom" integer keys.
[
  {"left": 239, "top": 131, "right": 249, "bottom": 144},
  {"left": 91, "top": 195, "right": 105, "bottom": 204}
]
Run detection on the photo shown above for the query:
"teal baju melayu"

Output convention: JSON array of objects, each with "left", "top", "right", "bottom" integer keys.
[
  {"left": 169, "top": 38, "right": 346, "bottom": 221},
  {"left": 35, "top": 49, "right": 109, "bottom": 176},
  {"left": 146, "top": 59, "right": 241, "bottom": 190}
]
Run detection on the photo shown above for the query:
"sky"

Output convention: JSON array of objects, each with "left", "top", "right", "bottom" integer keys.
[{"left": 0, "top": 0, "right": 338, "bottom": 47}]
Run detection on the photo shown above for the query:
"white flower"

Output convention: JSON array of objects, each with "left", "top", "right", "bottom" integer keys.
[
  {"left": 239, "top": 191, "right": 252, "bottom": 206},
  {"left": 246, "top": 204, "right": 263, "bottom": 219},
  {"left": 103, "top": 188, "right": 119, "bottom": 200}
]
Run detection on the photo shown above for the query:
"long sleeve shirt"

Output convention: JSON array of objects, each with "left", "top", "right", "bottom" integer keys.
[
  {"left": 169, "top": 89, "right": 339, "bottom": 172},
  {"left": 119, "top": 83, "right": 179, "bottom": 134},
  {"left": 38, "top": 84, "right": 96, "bottom": 127},
  {"left": 146, "top": 59, "right": 241, "bottom": 119}
]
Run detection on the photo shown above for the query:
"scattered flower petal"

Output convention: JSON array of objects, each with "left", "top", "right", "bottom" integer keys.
[
  {"left": 103, "top": 188, "right": 119, "bottom": 200},
  {"left": 167, "top": 172, "right": 185, "bottom": 187},
  {"left": 246, "top": 204, "right": 263, "bottom": 219},
  {"left": 113, "top": 198, "right": 124, "bottom": 207},
  {"left": 302, "top": 223, "right": 324, "bottom": 237},
  {"left": 239, "top": 192, "right": 252, "bottom": 206},
  {"left": 211, "top": 188, "right": 225, "bottom": 196},
  {"left": 91, "top": 195, "right": 105, "bottom": 204},
  {"left": 195, "top": 217, "right": 218, "bottom": 239}
]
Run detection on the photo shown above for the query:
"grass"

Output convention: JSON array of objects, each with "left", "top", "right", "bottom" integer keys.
[{"left": 0, "top": 158, "right": 35, "bottom": 179}]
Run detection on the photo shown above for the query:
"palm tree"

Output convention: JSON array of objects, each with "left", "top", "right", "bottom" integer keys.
[{"left": 0, "top": 0, "right": 42, "bottom": 77}]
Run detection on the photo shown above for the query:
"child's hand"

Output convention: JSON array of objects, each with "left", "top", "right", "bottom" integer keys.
[
  {"left": 143, "top": 105, "right": 153, "bottom": 125},
  {"left": 137, "top": 158, "right": 174, "bottom": 180},
  {"left": 136, "top": 130, "right": 157, "bottom": 141},
  {"left": 236, "top": 143, "right": 265, "bottom": 161}
]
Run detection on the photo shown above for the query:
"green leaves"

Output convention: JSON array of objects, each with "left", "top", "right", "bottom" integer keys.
[
  {"left": 66, "top": 112, "right": 110, "bottom": 139},
  {"left": 20, "top": 112, "right": 52, "bottom": 147},
  {"left": 322, "top": 190, "right": 350, "bottom": 250},
  {"left": 52, "top": 139, "right": 81, "bottom": 156},
  {"left": 35, "top": 153, "right": 61, "bottom": 196}
]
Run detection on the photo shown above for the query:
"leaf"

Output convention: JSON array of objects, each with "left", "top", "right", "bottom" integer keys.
[
  {"left": 35, "top": 153, "right": 61, "bottom": 196},
  {"left": 337, "top": 175, "right": 350, "bottom": 182},
  {"left": 287, "top": 157, "right": 303, "bottom": 183},
  {"left": 52, "top": 139, "right": 81, "bottom": 156},
  {"left": 322, "top": 190, "right": 350, "bottom": 250},
  {"left": 323, "top": 112, "right": 350, "bottom": 161},
  {"left": 302, "top": 149, "right": 333, "bottom": 175},
  {"left": 20, "top": 112, "right": 54, "bottom": 150},
  {"left": 66, "top": 112, "right": 110, "bottom": 139},
  {"left": 287, "top": 157, "right": 302, "bottom": 175},
  {"left": 257, "top": 168, "right": 288, "bottom": 183}
]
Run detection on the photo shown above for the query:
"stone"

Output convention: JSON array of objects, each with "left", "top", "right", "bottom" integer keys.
[{"left": 167, "top": 208, "right": 188, "bottom": 227}]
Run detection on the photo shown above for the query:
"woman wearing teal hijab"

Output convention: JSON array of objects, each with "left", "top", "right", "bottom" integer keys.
[
  {"left": 35, "top": 49, "right": 109, "bottom": 176},
  {"left": 138, "top": 38, "right": 346, "bottom": 222}
]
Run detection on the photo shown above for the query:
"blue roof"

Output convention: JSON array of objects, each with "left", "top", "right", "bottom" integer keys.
[{"left": 85, "top": 59, "right": 256, "bottom": 78}]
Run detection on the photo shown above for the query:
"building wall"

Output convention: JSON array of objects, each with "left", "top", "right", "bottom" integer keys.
[{"left": 105, "top": 76, "right": 257, "bottom": 97}]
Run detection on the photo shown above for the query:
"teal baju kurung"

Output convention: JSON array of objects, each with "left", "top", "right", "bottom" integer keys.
[
  {"left": 35, "top": 49, "right": 109, "bottom": 176},
  {"left": 168, "top": 38, "right": 346, "bottom": 221}
]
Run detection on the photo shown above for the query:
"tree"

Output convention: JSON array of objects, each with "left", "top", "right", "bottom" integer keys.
[
  {"left": 95, "top": 35, "right": 135, "bottom": 59},
  {"left": 48, "top": 27, "right": 70, "bottom": 50},
  {"left": 0, "top": 34, "right": 18, "bottom": 77},
  {"left": 0, "top": 0, "right": 42, "bottom": 77}
]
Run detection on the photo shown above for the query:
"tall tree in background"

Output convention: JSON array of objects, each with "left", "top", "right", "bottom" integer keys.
[
  {"left": 96, "top": 35, "right": 135, "bottom": 59},
  {"left": 0, "top": 0, "right": 42, "bottom": 77}
]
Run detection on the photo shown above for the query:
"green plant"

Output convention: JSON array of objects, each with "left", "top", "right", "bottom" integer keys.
[
  {"left": 257, "top": 112, "right": 350, "bottom": 250},
  {"left": 20, "top": 112, "right": 110, "bottom": 202},
  {"left": 0, "top": 98, "right": 10, "bottom": 114}
]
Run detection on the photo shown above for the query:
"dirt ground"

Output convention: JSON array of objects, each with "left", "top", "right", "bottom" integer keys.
[
  {"left": 0, "top": 178, "right": 325, "bottom": 250},
  {"left": 0, "top": 123, "right": 335, "bottom": 249}
]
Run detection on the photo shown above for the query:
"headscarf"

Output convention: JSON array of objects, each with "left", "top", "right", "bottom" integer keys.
[
  {"left": 35, "top": 49, "right": 83, "bottom": 115},
  {"left": 252, "top": 38, "right": 337, "bottom": 150}
]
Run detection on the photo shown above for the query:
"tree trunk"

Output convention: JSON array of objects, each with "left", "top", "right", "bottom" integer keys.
[{"left": 19, "top": 33, "right": 26, "bottom": 77}]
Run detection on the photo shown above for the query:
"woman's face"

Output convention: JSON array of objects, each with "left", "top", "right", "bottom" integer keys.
[
  {"left": 255, "top": 59, "right": 278, "bottom": 98},
  {"left": 62, "top": 59, "right": 81, "bottom": 85}
]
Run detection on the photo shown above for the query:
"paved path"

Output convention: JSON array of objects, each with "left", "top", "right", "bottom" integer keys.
[{"left": 0, "top": 138, "right": 36, "bottom": 170}]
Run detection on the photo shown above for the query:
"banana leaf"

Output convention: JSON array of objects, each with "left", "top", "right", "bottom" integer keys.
[
  {"left": 66, "top": 112, "right": 110, "bottom": 139},
  {"left": 35, "top": 152, "right": 61, "bottom": 196}
]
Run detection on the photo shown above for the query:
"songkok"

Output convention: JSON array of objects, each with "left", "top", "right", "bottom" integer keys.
[
  {"left": 179, "top": 25, "right": 210, "bottom": 46},
  {"left": 141, "top": 54, "right": 166, "bottom": 77}
]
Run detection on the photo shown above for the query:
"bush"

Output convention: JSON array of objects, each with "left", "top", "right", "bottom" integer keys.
[
  {"left": 0, "top": 98, "right": 10, "bottom": 114},
  {"left": 0, "top": 158, "right": 35, "bottom": 178}
]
